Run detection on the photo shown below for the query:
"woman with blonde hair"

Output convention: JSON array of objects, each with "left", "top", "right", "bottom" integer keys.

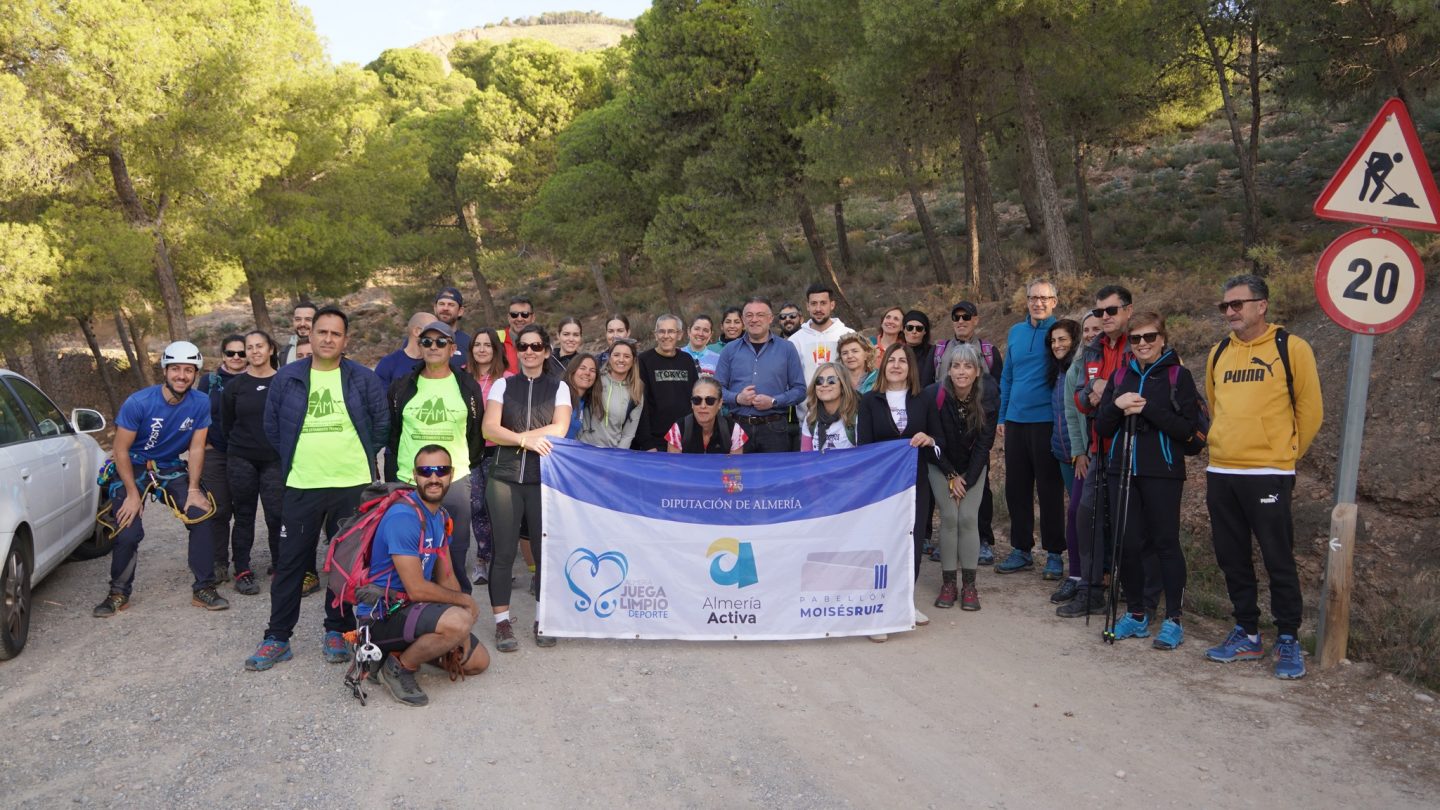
[
  {"left": 801, "top": 362, "right": 859, "bottom": 452},
  {"left": 837, "top": 332, "right": 878, "bottom": 394}
]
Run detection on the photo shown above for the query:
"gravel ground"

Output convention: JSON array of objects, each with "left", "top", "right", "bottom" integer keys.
[{"left": 1, "top": 517, "right": 1437, "bottom": 808}]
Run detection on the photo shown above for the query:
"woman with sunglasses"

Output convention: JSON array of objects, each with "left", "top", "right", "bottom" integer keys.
[
  {"left": 800, "top": 362, "right": 859, "bottom": 452},
  {"left": 220, "top": 330, "right": 281, "bottom": 595},
  {"left": 666, "top": 376, "right": 747, "bottom": 454},
  {"left": 580, "top": 338, "right": 643, "bottom": 448},
  {"left": 837, "top": 332, "right": 878, "bottom": 394},
  {"left": 901, "top": 310, "right": 937, "bottom": 388},
  {"left": 871, "top": 306, "right": 904, "bottom": 355},
  {"left": 549, "top": 317, "right": 583, "bottom": 376},
  {"left": 562, "top": 353, "right": 600, "bottom": 440},
  {"left": 198, "top": 334, "right": 247, "bottom": 589},
  {"left": 857, "top": 343, "right": 945, "bottom": 637},
  {"left": 385, "top": 321, "right": 486, "bottom": 595},
  {"left": 466, "top": 328, "right": 511, "bottom": 585},
  {"left": 483, "top": 323, "right": 572, "bottom": 651},
  {"left": 926, "top": 342, "right": 998, "bottom": 611},
  {"left": 1094, "top": 312, "right": 1203, "bottom": 652}
]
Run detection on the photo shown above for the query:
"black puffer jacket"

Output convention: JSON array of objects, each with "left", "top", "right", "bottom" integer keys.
[
  {"left": 1095, "top": 349, "right": 1202, "bottom": 480},
  {"left": 384, "top": 366, "right": 486, "bottom": 481},
  {"left": 926, "top": 379, "right": 999, "bottom": 490}
]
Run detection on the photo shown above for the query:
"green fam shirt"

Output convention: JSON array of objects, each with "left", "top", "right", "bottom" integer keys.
[
  {"left": 288, "top": 367, "right": 372, "bottom": 489},
  {"left": 396, "top": 374, "right": 470, "bottom": 484}
]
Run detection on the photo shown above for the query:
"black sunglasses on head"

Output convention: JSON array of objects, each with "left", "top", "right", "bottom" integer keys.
[{"left": 418, "top": 336, "right": 452, "bottom": 349}]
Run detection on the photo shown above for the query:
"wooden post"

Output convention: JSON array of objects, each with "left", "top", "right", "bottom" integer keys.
[{"left": 1317, "top": 503, "right": 1358, "bottom": 668}]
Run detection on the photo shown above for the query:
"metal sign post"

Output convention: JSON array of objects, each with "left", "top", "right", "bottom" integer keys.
[{"left": 1316, "top": 333, "right": 1371, "bottom": 668}]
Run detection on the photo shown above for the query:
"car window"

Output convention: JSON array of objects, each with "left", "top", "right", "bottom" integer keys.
[
  {"left": 0, "top": 385, "right": 28, "bottom": 446},
  {"left": 5, "top": 377, "right": 72, "bottom": 438}
]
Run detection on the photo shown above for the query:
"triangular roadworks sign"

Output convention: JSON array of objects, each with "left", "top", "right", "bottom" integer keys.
[{"left": 1314, "top": 98, "right": 1440, "bottom": 233}]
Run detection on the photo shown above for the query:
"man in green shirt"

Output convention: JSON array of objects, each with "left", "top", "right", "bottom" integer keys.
[{"left": 383, "top": 321, "right": 486, "bottom": 594}]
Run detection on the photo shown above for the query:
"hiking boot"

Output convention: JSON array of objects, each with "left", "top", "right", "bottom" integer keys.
[
  {"left": 1273, "top": 635, "right": 1306, "bottom": 680},
  {"left": 1152, "top": 618, "right": 1184, "bottom": 650},
  {"left": 934, "top": 580, "right": 958, "bottom": 609},
  {"left": 1055, "top": 587, "right": 1106, "bottom": 618},
  {"left": 977, "top": 544, "right": 994, "bottom": 566},
  {"left": 914, "top": 609, "right": 930, "bottom": 627},
  {"left": 233, "top": 570, "right": 260, "bottom": 596},
  {"left": 192, "top": 587, "right": 230, "bottom": 611},
  {"left": 1050, "top": 578, "right": 1080, "bottom": 604},
  {"left": 1205, "top": 625, "right": 1264, "bottom": 663},
  {"left": 300, "top": 572, "right": 321, "bottom": 597},
  {"left": 995, "top": 549, "right": 1033, "bottom": 573},
  {"left": 245, "top": 639, "right": 293, "bottom": 671},
  {"left": 213, "top": 563, "right": 230, "bottom": 585},
  {"left": 1110, "top": 613, "right": 1150, "bottom": 640},
  {"left": 928, "top": 546, "right": 941, "bottom": 563},
  {"left": 494, "top": 620, "right": 519, "bottom": 653},
  {"left": 92, "top": 592, "right": 129, "bottom": 618},
  {"left": 1042, "top": 553, "right": 1064, "bottom": 581},
  {"left": 960, "top": 584, "right": 980, "bottom": 611},
  {"left": 323, "top": 630, "right": 350, "bottom": 663},
  {"left": 379, "top": 655, "right": 429, "bottom": 708},
  {"left": 534, "top": 621, "right": 556, "bottom": 648}
]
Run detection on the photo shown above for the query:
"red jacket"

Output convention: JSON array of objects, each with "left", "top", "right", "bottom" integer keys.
[{"left": 1073, "top": 333, "right": 1131, "bottom": 454}]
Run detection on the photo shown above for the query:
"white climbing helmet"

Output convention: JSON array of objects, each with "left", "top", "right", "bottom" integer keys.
[{"left": 161, "top": 340, "right": 203, "bottom": 369}]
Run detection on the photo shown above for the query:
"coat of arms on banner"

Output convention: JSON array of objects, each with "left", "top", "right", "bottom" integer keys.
[{"left": 721, "top": 468, "right": 743, "bottom": 494}]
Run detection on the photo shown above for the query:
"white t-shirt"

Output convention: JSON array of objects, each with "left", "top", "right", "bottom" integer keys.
[
  {"left": 801, "top": 417, "right": 855, "bottom": 452},
  {"left": 486, "top": 376, "right": 572, "bottom": 408},
  {"left": 885, "top": 390, "right": 908, "bottom": 432}
]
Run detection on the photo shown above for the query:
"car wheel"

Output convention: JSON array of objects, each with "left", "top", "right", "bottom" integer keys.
[
  {"left": 69, "top": 493, "right": 115, "bottom": 562},
  {"left": 0, "top": 542, "right": 32, "bottom": 660}
]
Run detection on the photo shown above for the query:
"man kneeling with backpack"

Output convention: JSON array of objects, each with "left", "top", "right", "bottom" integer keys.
[{"left": 363, "top": 445, "right": 489, "bottom": 707}]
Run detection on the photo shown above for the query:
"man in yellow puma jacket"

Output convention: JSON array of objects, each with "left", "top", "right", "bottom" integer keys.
[{"left": 1202, "top": 274, "right": 1323, "bottom": 680}]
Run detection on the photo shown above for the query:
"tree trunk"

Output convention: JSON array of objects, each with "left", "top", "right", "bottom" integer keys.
[
  {"left": 833, "top": 200, "right": 854, "bottom": 274},
  {"left": 590, "top": 262, "right": 619, "bottom": 316},
  {"left": 1011, "top": 35, "right": 1079, "bottom": 279},
  {"left": 795, "top": 191, "right": 862, "bottom": 326},
  {"left": 767, "top": 227, "right": 792, "bottom": 264},
  {"left": 1357, "top": 0, "right": 1414, "bottom": 106},
  {"left": 1007, "top": 131, "right": 1045, "bottom": 237},
  {"left": 1198, "top": 13, "right": 1261, "bottom": 252},
  {"left": 615, "top": 251, "right": 634, "bottom": 287},
  {"left": 27, "top": 336, "right": 57, "bottom": 393},
  {"left": 113, "top": 309, "right": 146, "bottom": 389},
  {"left": 124, "top": 309, "right": 152, "bottom": 385},
  {"left": 659, "top": 268, "right": 683, "bottom": 319},
  {"left": 896, "top": 147, "right": 952, "bottom": 284},
  {"left": 957, "top": 81, "right": 1006, "bottom": 299},
  {"left": 457, "top": 199, "right": 500, "bottom": 325},
  {"left": 241, "top": 259, "right": 275, "bottom": 336},
  {"left": 1073, "top": 135, "right": 1100, "bottom": 271},
  {"left": 105, "top": 142, "right": 189, "bottom": 341},
  {"left": 76, "top": 315, "right": 122, "bottom": 416}
]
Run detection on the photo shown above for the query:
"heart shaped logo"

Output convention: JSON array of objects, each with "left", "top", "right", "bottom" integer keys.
[{"left": 564, "top": 548, "right": 629, "bottom": 618}]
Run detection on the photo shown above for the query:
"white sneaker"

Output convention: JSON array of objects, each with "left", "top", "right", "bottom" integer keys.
[
  {"left": 914, "top": 609, "right": 930, "bottom": 626},
  {"left": 869, "top": 634, "right": 888, "bottom": 643},
  {"left": 471, "top": 561, "right": 489, "bottom": 586}
]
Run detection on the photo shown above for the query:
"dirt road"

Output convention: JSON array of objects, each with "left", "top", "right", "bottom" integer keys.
[{"left": 1, "top": 520, "right": 1435, "bottom": 808}]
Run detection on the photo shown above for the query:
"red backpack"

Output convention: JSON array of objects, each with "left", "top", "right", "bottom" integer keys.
[{"left": 324, "top": 483, "right": 446, "bottom": 610}]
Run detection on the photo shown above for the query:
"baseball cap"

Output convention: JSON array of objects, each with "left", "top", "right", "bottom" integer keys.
[
  {"left": 435, "top": 287, "right": 464, "bottom": 307},
  {"left": 951, "top": 301, "right": 979, "bottom": 318},
  {"left": 419, "top": 320, "right": 455, "bottom": 339}
]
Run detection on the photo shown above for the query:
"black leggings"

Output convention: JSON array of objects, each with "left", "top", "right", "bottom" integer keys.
[
  {"left": 486, "top": 477, "right": 542, "bottom": 607},
  {"left": 226, "top": 454, "right": 284, "bottom": 574},
  {"left": 1109, "top": 475, "right": 1186, "bottom": 619}
]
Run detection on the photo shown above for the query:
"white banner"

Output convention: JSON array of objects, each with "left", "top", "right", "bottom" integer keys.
[{"left": 538, "top": 439, "right": 916, "bottom": 640}]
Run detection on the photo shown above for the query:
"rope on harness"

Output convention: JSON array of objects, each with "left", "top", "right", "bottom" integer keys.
[{"left": 94, "top": 459, "right": 217, "bottom": 534}]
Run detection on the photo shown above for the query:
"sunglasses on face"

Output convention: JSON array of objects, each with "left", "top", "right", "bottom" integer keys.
[
  {"left": 690, "top": 395, "right": 719, "bottom": 406},
  {"left": 223, "top": 350, "right": 247, "bottom": 358},
  {"left": 1091, "top": 305, "right": 1126, "bottom": 318},
  {"left": 509, "top": 311, "right": 533, "bottom": 319},
  {"left": 904, "top": 324, "right": 926, "bottom": 332},
  {"left": 418, "top": 336, "right": 452, "bottom": 349},
  {"left": 517, "top": 342, "right": 546, "bottom": 353},
  {"left": 415, "top": 465, "right": 452, "bottom": 479},
  {"left": 815, "top": 376, "right": 839, "bottom": 386},
  {"left": 1217, "top": 298, "right": 1263, "bottom": 313},
  {"left": 779, "top": 313, "right": 800, "bottom": 320},
  {"left": 1129, "top": 332, "right": 1162, "bottom": 345},
  {"left": 951, "top": 313, "right": 974, "bottom": 322}
]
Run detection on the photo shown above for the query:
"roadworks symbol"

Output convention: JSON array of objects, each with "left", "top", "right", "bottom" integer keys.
[{"left": 307, "top": 389, "right": 336, "bottom": 418}]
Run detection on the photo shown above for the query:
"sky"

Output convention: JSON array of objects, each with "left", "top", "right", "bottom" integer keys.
[{"left": 300, "top": 1, "right": 652, "bottom": 65}]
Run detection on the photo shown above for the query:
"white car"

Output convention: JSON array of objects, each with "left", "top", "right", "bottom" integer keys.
[{"left": 0, "top": 369, "right": 111, "bottom": 659}]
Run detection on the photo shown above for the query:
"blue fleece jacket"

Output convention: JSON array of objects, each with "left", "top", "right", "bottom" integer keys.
[{"left": 998, "top": 315, "right": 1056, "bottom": 424}]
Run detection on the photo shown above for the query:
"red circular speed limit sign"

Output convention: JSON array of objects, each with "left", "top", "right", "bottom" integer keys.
[{"left": 1314, "top": 226, "right": 1425, "bottom": 334}]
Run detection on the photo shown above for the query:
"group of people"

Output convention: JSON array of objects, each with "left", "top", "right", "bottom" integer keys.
[{"left": 90, "top": 272, "right": 1322, "bottom": 708}]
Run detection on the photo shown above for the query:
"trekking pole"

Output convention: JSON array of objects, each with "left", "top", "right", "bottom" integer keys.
[{"left": 1102, "top": 414, "right": 1137, "bottom": 643}]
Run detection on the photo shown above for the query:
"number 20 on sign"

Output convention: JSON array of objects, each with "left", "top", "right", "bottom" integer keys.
[{"left": 1314, "top": 225, "right": 1424, "bottom": 335}]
